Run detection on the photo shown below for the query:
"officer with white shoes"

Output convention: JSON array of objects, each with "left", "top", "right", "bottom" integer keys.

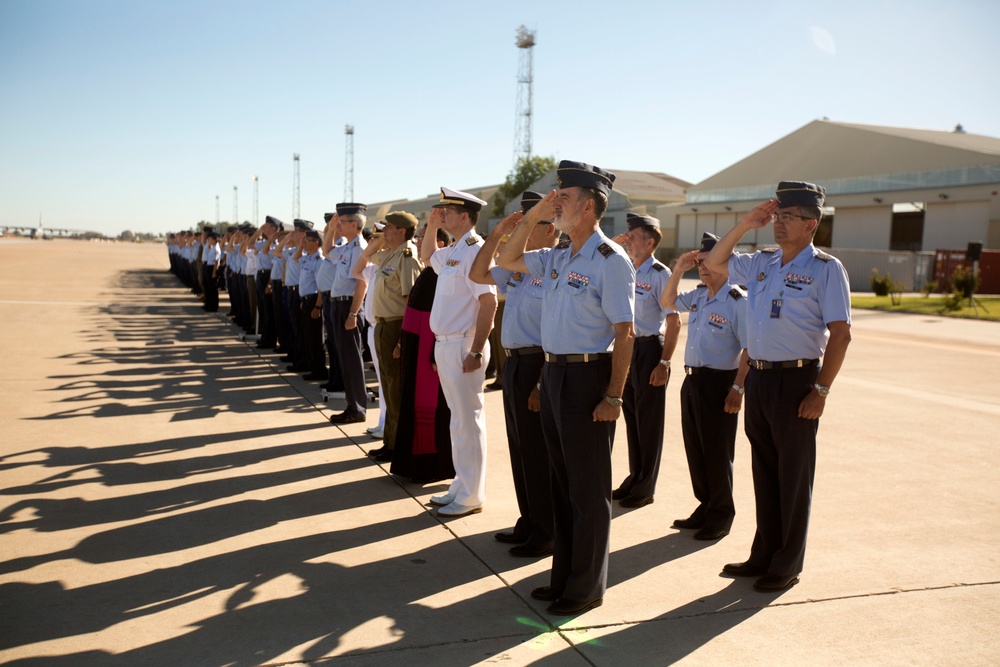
[{"left": 423, "top": 187, "right": 498, "bottom": 518}]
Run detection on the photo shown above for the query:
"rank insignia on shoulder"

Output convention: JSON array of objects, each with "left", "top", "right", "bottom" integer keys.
[
  {"left": 815, "top": 250, "right": 834, "bottom": 262},
  {"left": 652, "top": 262, "right": 666, "bottom": 272},
  {"left": 597, "top": 243, "right": 614, "bottom": 258},
  {"left": 403, "top": 247, "right": 412, "bottom": 257},
  {"left": 556, "top": 239, "right": 571, "bottom": 249},
  {"left": 466, "top": 235, "right": 480, "bottom": 246},
  {"left": 729, "top": 286, "right": 747, "bottom": 300},
  {"left": 757, "top": 272, "right": 765, "bottom": 281}
]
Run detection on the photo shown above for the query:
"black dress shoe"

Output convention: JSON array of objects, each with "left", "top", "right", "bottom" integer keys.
[
  {"left": 509, "top": 543, "right": 553, "bottom": 558},
  {"left": 611, "top": 486, "right": 630, "bottom": 501},
  {"left": 693, "top": 527, "right": 730, "bottom": 541},
  {"left": 368, "top": 446, "right": 392, "bottom": 463},
  {"left": 530, "top": 586, "right": 562, "bottom": 602},
  {"left": 619, "top": 494, "right": 654, "bottom": 508},
  {"left": 722, "top": 561, "right": 768, "bottom": 577},
  {"left": 753, "top": 574, "right": 799, "bottom": 591},
  {"left": 672, "top": 516, "right": 705, "bottom": 530},
  {"left": 330, "top": 411, "right": 365, "bottom": 425},
  {"left": 494, "top": 530, "right": 529, "bottom": 544},
  {"left": 547, "top": 597, "right": 603, "bottom": 615}
]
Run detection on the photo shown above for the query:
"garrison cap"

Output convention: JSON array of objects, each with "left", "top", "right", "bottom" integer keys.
[
  {"left": 293, "top": 218, "right": 314, "bottom": 231},
  {"left": 433, "top": 187, "right": 487, "bottom": 212},
  {"left": 303, "top": 229, "right": 321, "bottom": 242},
  {"left": 323, "top": 212, "right": 335, "bottom": 223},
  {"left": 336, "top": 202, "right": 367, "bottom": 216},
  {"left": 556, "top": 160, "right": 616, "bottom": 197},
  {"left": 699, "top": 232, "right": 720, "bottom": 253},
  {"left": 384, "top": 211, "right": 418, "bottom": 230},
  {"left": 627, "top": 213, "right": 660, "bottom": 231},
  {"left": 265, "top": 215, "right": 283, "bottom": 228},
  {"left": 776, "top": 181, "right": 825, "bottom": 208},
  {"left": 520, "top": 190, "right": 544, "bottom": 214}
]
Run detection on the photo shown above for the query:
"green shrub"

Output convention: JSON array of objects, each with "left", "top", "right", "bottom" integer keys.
[
  {"left": 920, "top": 280, "right": 938, "bottom": 298},
  {"left": 870, "top": 269, "right": 894, "bottom": 296},
  {"left": 942, "top": 289, "right": 965, "bottom": 312},
  {"left": 951, "top": 265, "right": 979, "bottom": 299}
]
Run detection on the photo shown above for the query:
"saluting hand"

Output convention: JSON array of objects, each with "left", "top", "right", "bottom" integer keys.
[{"left": 742, "top": 199, "right": 780, "bottom": 229}]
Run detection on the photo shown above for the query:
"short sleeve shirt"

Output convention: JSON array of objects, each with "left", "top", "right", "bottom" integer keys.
[
  {"left": 490, "top": 265, "right": 544, "bottom": 349},
  {"left": 675, "top": 283, "right": 748, "bottom": 369},
  {"left": 373, "top": 241, "right": 422, "bottom": 319},
  {"left": 523, "top": 230, "right": 635, "bottom": 354},
  {"left": 728, "top": 244, "right": 851, "bottom": 361},
  {"left": 430, "top": 229, "right": 497, "bottom": 336}
]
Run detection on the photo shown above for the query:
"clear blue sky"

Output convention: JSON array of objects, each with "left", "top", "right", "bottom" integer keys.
[{"left": 2, "top": 0, "right": 998, "bottom": 236}]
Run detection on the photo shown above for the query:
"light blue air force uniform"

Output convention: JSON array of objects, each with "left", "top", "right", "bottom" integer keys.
[
  {"left": 330, "top": 237, "right": 367, "bottom": 298},
  {"left": 299, "top": 250, "right": 323, "bottom": 296},
  {"left": 632, "top": 256, "right": 673, "bottom": 337},
  {"left": 283, "top": 247, "right": 301, "bottom": 287},
  {"left": 675, "top": 284, "right": 749, "bottom": 369},
  {"left": 490, "top": 266, "right": 545, "bottom": 349},
  {"left": 728, "top": 244, "right": 851, "bottom": 361},
  {"left": 523, "top": 231, "right": 635, "bottom": 354}
]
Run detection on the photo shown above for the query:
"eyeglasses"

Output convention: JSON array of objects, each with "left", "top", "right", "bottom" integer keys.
[{"left": 775, "top": 212, "right": 814, "bottom": 223}]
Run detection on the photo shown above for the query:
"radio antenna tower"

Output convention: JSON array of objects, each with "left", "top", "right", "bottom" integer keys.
[
  {"left": 251, "top": 175, "right": 258, "bottom": 226},
  {"left": 232, "top": 185, "right": 238, "bottom": 225},
  {"left": 344, "top": 125, "right": 355, "bottom": 201},
  {"left": 513, "top": 25, "right": 536, "bottom": 164},
  {"left": 292, "top": 153, "right": 301, "bottom": 219}
]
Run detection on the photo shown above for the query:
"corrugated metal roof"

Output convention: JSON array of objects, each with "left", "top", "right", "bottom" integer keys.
[{"left": 690, "top": 119, "right": 1000, "bottom": 193}]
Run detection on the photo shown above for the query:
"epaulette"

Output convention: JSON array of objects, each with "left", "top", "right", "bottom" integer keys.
[
  {"left": 466, "top": 234, "right": 481, "bottom": 246},
  {"left": 556, "top": 239, "right": 571, "bottom": 249},
  {"left": 651, "top": 261, "right": 666, "bottom": 272},
  {"left": 729, "top": 286, "right": 747, "bottom": 300},
  {"left": 760, "top": 247, "right": 779, "bottom": 254},
  {"left": 403, "top": 247, "right": 412, "bottom": 257},
  {"left": 597, "top": 242, "right": 615, "bottom": 258},
  {"left": 815, "top": 250, "right": 834, "bottom": 262}
]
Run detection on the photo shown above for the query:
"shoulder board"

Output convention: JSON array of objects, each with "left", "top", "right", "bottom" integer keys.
[
  {"left": 465, "top": 234, "right": 481, "bottom": 246},
  {"left": 652, "top": 261, "right": 666, "bottom": 272},
  {"left": 556, "top": 239, "right": 571, "bottom": 249},
  {"left": 403, "top": 247, "right": 412, "bottom": 257},
  {"left": 729, "top": 286, "right": 747, "bottom": 300},
  {"left": 815, "top": 250, "right": 834, "bottom": 262},
  {"left": 760, "top": 247, "right": 779, "bottom": 254},
  {"left": 597, "top": 242, "right": 615, "bottom": 258}
]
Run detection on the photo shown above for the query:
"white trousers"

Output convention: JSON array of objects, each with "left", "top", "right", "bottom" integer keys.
[
  {"left": 367, "top": 324, "right": 386, "bottom": 431},
  {"left": 435, "top": 336, "right": 490, "bottom": 506}
]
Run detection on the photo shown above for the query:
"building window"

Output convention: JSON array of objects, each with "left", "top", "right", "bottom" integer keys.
[{"left": 890, "top": 207, "right": 925, "bottom": 251}]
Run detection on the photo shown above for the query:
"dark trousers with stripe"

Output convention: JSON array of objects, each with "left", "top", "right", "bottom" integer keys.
[
  {"left": 679, "top": 368, "right": 739, "bottom": 531},
  {"left": 501, "top": 350, "right": 553, "bottom": 548},
  {"left": 744, "top": 364, "right": 819, "bottom": 577},
  {"left": 540, "top": 357, "right": 614, "bottom": 603},
  {"left": 620, "top": 336, "right": 667, "bottom": 498},
  {"left": 330, "top": 299, "right": 367, "bottom": 415}
]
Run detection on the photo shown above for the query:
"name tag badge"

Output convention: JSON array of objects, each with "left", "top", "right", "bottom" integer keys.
[{"left": 770, "top": 298, "right": 782, "bottom": 318}]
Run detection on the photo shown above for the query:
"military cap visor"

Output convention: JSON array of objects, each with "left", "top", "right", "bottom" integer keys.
[
  {"left": 265, "top": 215, "right": 283, "bottom": 228},
  {"left": 433, "top": 186, "right": 488, "bottom": 212},
  {"left": 776, "top": 181, "right": 825, "bottom": 208},
  {"left": 336, "top": 202, "right": 367, "bottom": 216},
  {"left": 699, "top": 232, "right": 720, "bottom": 253},
  {"left": 626, "top": 213, "right": 660, "bottom": 231},
  {"left": 520, "top": 190, "right": 544, "bottom": 215},
  {"left": 384, "top": 211, "right": 418, "bottom": 229},
  {"left": 556, "top": 160, "right": 616, "bottom": 197}
]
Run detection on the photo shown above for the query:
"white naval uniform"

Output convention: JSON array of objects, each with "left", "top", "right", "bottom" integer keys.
[{"left": 429, "top": 229, "right": 497, "bottom": 507}]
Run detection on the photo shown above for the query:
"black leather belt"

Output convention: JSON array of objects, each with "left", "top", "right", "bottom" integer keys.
[
  {"left": 635, "top": 335, "right": 663, "bottom": 343},
  {"left": 748, "top": 358, "right": 818, "bottom": 371},
  {"left": 288, "top": 286, "right": 299, "bottom": 293},
  {"left": 331, "top": 295, "right": 352, "bottom": 302},
  {"left": 544, "top": 352, "right": 612, "bottom": 364},
  {"left": 505, "top": 346, "right": 543, "bottom": 357},
  {"left": 685, "top": 366, "right": 731, "bottom": 375},
  {"left": 375, "top": 316, "right": 402, "bottom": 324}
]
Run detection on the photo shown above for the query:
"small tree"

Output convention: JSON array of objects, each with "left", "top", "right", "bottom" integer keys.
[
  {"left": 119, "top": 230, "right": 135, "bottom": 242},
  {"left": 492, "top": 155, "right": 557, "bottom": 217}
]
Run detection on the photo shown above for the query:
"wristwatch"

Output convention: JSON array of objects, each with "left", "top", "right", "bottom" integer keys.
[
  {"left": 604, "top": 394, "right": 623, "bottom": 408},
  {"left": 813, "top": 383, "right": 831, "bottom": 397},
  {"left": 471, "top": 351, "right": 483, "bottom": 360},
  {"left": 731, "top": 384, "right": 745, "bottom": 395},
  {"left": 658, "top": 359, "right": 671, "bottom": 367}
]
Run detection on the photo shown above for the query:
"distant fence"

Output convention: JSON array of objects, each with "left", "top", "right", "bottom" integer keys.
[{"left": 822, "top": 248, "right": 935, "bottom": 293}]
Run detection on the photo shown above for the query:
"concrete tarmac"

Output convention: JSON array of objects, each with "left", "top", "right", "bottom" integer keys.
[{"left": 1, "top": 239, "right": 998, "bottom": 666}]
